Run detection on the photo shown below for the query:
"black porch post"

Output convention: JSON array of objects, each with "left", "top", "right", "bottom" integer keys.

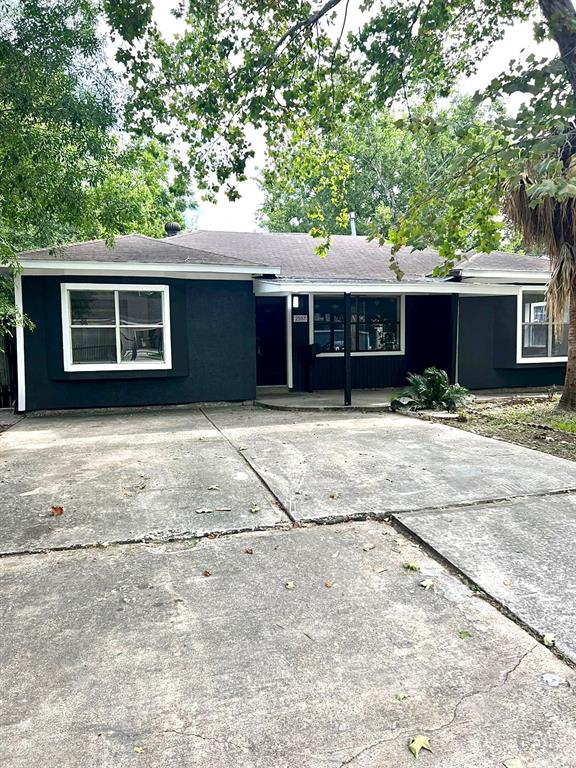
[
  {"left": 450, "top": 293, "right": 460, "bottom": 384},
  {"left": 344, "top": 292, "right": 352, "bottom": 405}
]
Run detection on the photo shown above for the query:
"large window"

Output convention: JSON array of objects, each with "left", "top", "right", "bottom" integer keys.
[
  {"left": 518, "top": 290, "right": 568, "bottom": 362},
  {"left": 61, "top": 284, "right": 171, "bottom": 371},
  {"left": 313, "top": 295, "right": 403, "bottom": 354}
]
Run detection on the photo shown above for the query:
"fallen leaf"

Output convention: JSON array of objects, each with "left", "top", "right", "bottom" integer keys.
[
  {"left": 395, "top": 691, "right": 408, "bottom": 701},
  {"left": 459, "top": 629, "right": 472, "bottom": 640},
  {"left": 244, "top": 548, "right": 254, "bottom": 555},
  {"left": 133, "top": 746, "right": 145, "bottom": 754},
  {"left": 250, "top": 503, "right": 260, "bottom": 513},
  {"left": 202, "top": 570, "right": 212, "bottom": 577},
  {"left": 409, "top": 734, "right": 432, "bottom": 759},
  {"left": 285, "top": 581, "right": 295, "bottom": 590},
  {"left": 324, "top": 580, "right": 335, "bottom": 588},
  {"left": 50, "top": 505, "right": 64, "bottom": 517},
  {"left": 503, "top": 759, "right": 525, "bottom": 768},
  {"left": 329, "top": 492, "right": 340, "bottom": 499},
  {"left": 419, "top": 579, "right": 434, "bottom": 590},
  {"left": 543, "top": 633, "right": 555, "bottom": 647},
  {"left": 363, "top": 543, "right": 375, "bottom": 552},
  {"left": 403, "top": 562, "right": 421, "bottom": 572},
  {"left": 207, "top": 484, "right": 221, "bottom": 491}
]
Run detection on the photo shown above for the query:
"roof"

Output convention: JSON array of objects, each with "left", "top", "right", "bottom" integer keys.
[
  {"left": 453, "top": 250, "right": 550, "bottom": 273},
  {"left": 173, "top": 231, "right": 441, "bottom": 282},
  {"left": 172, "top": 231, "right": 550, "bottom": 281},
  {"left": 17, "top": 234, "right": 263, "bottom": 268}
]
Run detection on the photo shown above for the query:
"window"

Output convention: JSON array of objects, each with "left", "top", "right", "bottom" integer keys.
[
  {"left": 313, "top": 295, "right": 403, "bottom": 354},
  {"left": 518, "top": 290, "right": 568, "bottom": 362},
  {"left": 61, "top": 284, "right": 171, "bottom": 371}
]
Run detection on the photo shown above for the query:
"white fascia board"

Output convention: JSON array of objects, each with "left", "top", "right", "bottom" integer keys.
[
  {"left": 20, "top": 260, "right": 280, "bottom": 277},
  {"left": 455, "top": 269, "right": 549, "bottom": 282},
  {"left": 253, "top": 280, "right": 521, "bottom": 296}
]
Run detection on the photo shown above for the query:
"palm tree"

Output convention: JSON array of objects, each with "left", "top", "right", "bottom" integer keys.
[{"left": 503, "top": 133, "right": 576, "bottom": 409}]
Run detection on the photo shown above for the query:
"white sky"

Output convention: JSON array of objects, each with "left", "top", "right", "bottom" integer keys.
[{"left": 149, "top": 3, "right": 556, "bottom": 232}]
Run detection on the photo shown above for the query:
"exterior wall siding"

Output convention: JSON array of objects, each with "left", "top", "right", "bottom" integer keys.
[
  {"left": 22, "top": 275, "right": 256, "bottom": 411},
  {"left": 291, "top": 294, "right": 455, "bottom": 391},
  {"left": 457, "top": 296, "right": 565, "bottom": 389}
]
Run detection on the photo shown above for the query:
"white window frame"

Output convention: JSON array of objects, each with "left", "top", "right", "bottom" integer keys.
[
  {"left": 309, "top": 294, "right": 406, "bottom": 357},
  {"left": 516, "top": 288, "right": 567, "bottom": 364},
  {"left": 61, "top": 283, "right": 172, "bottom": 372}
]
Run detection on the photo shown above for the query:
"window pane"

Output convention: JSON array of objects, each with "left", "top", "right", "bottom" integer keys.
[
  {"left": 314, "top": 297, "right": 344, "bottom": 323},
  {"left": 119, "top": 291, "right": 163, "bottom": 326},
  {"left": 70, "top": 291, "right": 115, "bottom": 325},
  {"left": 314, "top": 322, "right": 332, "bottom": 352},
  {"left": 552, "top": 324, "right": 568, "bottom": 356},
  {"left": 357, "top": 322, "right": 400, "bottom": 351},
  {"left": 522, "top": 323, "right": 549, "bottom": 356},
  {"left": 119, "top": 328, "right": 164, "bottom": 362},
  {"left": 71, "top": 328, "right": 117, "bottom": 363}
]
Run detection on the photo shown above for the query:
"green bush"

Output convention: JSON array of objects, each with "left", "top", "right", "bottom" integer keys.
[{"left": 393, "top": 367, "right": 469, "bottom": 412}]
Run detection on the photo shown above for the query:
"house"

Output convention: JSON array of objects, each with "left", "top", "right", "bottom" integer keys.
[{"left": 12, "top": 230, "right": 566, "bottom": 412}]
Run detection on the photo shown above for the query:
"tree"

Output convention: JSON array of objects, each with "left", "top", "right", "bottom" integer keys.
[
  {"left": 259, "top": 100, "right": 515, "bottom": 248},
  {"left": 107, "top": 0, "right": 576, "bottom": 408},
  {"left": 0, "top": 0, "right": 191, "bottom": 332}
]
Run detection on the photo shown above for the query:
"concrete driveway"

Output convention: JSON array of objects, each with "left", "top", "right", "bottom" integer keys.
[{"left": 2, "top": 405, "right": 576, "bottom": 767}]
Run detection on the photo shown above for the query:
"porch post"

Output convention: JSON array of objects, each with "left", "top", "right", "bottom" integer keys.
[
  {"left": 450, "top": 293, "right": 460, "bottom": 384},
  {"left": 344, "top": 292, "right": 352, "bottom": 405}
]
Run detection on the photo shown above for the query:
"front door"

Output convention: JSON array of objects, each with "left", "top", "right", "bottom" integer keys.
[{"left": 256, "top": 297, "right": 287, "bottom": 385}]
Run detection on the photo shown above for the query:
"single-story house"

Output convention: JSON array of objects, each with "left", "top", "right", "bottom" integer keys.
[{"left": 12, "top": 229, "right": 566, "bottom": 412}]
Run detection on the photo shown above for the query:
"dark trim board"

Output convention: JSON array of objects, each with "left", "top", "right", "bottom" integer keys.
[{"left": 22, "top": 275, "right": 257, "bottom": 411}]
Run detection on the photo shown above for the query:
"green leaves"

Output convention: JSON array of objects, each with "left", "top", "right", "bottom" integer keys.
[{"left": 408, "top": 734, "right": 432, "bottom": 759}]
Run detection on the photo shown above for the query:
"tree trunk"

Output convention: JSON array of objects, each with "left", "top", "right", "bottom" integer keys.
[
  {"left": 539, "top": 0, "right": 576, "bottom": 97},
  {"left": 559, "top": 278, "right": 576, "bottom": 409}
]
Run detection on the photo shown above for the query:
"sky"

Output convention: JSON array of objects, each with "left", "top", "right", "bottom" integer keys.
[{"left": 149, "top": 3, "right": 556, "bottom": 233}]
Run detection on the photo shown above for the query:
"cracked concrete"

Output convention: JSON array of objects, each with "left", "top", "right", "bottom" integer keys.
[
  {"left": 1, "top": 521, "right": 575, "bottom": 768},
  {"left": 0, "top": 407, "right": 288, "bottom": 554}
]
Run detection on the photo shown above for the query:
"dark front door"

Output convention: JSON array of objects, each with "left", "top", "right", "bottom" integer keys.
[{"left": 256, "top": 297, "right": 287, "bottom": 385}]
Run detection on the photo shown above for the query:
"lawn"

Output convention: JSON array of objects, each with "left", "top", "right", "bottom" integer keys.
[{"left": 432, "top": 394, "right": 576, "bottom": 462}]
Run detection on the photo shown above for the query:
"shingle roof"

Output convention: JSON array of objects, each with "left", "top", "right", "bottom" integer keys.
[
  {"left": 455, "top": 250, "right": 550, "bottom": 273},
  {"left": 172, "top": 231, "right": 551, "bottom": 281},
  {"left": 172, "top": 231, "right": 442, "bottom": 282},
  {"left": 18, "top": 234, "right": 263, "bottom": 267}
]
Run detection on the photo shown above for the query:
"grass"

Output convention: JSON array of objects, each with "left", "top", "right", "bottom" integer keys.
[{"left": 430, "top": 394, "right": 576, "bottom": 462}]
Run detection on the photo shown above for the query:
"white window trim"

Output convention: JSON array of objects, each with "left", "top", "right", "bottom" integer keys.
[
  {"left": 61, "top": 283, "right": 172, "bottom": 372},
  {"left": 309, "top": 294, "right": 406, "bottom": 357},
  {"left": 516, "top": 288, "right": 567, "bottom": 364}
]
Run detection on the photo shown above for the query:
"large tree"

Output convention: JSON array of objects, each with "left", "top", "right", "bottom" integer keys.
[
  {"left": 107, "top": 0, "right": 576, "bottom": 407},
  {"left": 0, "top": 0, "right": 191, "bottom": 331}
]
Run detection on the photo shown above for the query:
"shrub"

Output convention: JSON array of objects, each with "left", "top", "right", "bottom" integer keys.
[{"left": 392, "top": 366, "right": 469, "bottom": 412}]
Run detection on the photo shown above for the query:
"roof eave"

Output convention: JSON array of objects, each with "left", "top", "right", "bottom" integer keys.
[{"left": 17, "top": 259, "right": 281, "bottom": 277}]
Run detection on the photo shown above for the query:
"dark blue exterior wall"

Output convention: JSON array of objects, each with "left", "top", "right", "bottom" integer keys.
[
  {"left": 291, "top": 294, "right": 455, "bottom": 391},
  {"left": 22, "top": 275, "right": 256, "bottom": 411},
  {"left": 457, "top": 296, "right": 565, "bottom": 389}
]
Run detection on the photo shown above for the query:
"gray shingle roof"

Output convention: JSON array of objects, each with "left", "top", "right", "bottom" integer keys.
[
  {"left": 173, "top": 231, "right": 550, "bottom": 281},
  {"left": 18, "top": 234, "right": 263, "bottom": 267},
  {"left": 173, "top": 231, "right": 442, "bottom": 282}
]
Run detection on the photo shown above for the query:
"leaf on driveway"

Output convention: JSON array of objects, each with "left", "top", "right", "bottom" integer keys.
[
  {"left": 419, "top": 579, "right": 434, "bottom": 590},
  {"left": 324, "top": 580, "right": 335, "bottom": 588},
  {"left": 409, "top": 734, "right": 432, "bottom": 759},
  {"left": 285, "top": 581, "right": 295, "bottom": 590},
  {"left": 50, "top": 505, "right": 64, "bottom": 516},
  {"left": 403, "top": 562, "right": 421, "bottom": 572},
  {"left": 363, "top": 543, "right": 375, "bottom": 552},
  {"left": 543, "top": 633, "right": 555, "bottom": 647},
  {"left": 459, "top": 629, "right": 472, "bottom": 640},
  {"left": 133, "top": 746, "right": 145, "bottom": 753},
  {"left": 395, "top": 691, "right": 408, "bottom": 701},
  {"left": 250, "top": 503, "right": 260, "bottom": 513},
  {"left": 503, "top": 759, "right": 525, "bottom": 768},
  {"left": 195, "top": 507, "right": 214, "bottom": 514},
  {"left": 244, "top": 548, "right": 254, "bottom": 555},
  {"left": 329, "top": 491, "right": 340, "bottom": 499},
  {"left": 207, "top": 485, "right": 221, "bottom": 491},
  {"left": 202, "top": 570, "right": 212, "bottom": 577}
]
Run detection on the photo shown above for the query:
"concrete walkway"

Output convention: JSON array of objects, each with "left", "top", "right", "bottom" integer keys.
[{"left": 2, "top": 405, "right": 576, "bottom": 767}]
